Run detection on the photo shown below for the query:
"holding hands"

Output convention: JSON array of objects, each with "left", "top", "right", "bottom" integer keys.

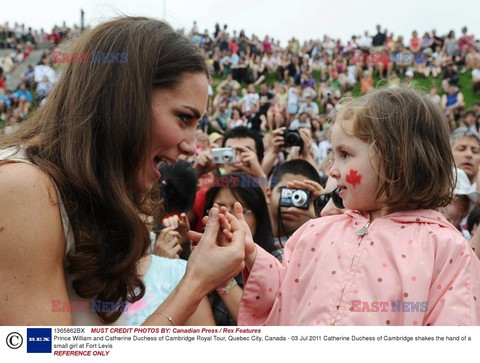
[
  {"left": 185, "top": 205, "right": 252, "bottom": 295},
  {"left": 188, "top": 202, "right": 257, "bottom": 293}
]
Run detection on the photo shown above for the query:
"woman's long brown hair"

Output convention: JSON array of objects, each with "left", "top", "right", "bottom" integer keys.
[{"left": 0, "top": 17, "right": 209, "bottom": 323}]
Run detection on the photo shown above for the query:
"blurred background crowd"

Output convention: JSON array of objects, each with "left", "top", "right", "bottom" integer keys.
[{"left": 1, "top": 19, "right": 480, "bottom": 325}]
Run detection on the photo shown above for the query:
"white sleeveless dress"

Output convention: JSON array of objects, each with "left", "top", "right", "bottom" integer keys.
[{"left": 0, "top": 146, "right": 126, "bottom": 325}]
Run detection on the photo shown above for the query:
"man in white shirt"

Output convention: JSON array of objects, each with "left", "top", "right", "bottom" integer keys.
[{"left": 298, "top": 96, "right": 319, "bottom": 116}]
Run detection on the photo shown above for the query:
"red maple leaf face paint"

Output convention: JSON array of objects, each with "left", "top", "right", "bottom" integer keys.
[{"left": 346, "top": 169, "right": 362, "bottom": 188}]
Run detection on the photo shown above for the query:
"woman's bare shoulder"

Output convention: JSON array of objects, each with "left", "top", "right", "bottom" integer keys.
[
  {"left": 0, "top": 161, "right": 60, "bottom": 205},
  {"left": 0, "top": 160, "right": 65, "bottom": 253},
  {"left": 0, "top": 161, "right": 71, "bottom": 325}
]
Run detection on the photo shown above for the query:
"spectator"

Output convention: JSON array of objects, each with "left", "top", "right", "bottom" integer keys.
[
  {"left": 440, "top": 168, "right": 479, "bottom": 236},
  {"left": 266, "top": 159, "right": 323, "bottom": 248},
  {"left": 371, "top": 25, "right": 386, "bottom": 53},
  {"left": 298, "top": 95, "right": 319, "bottom": 116},
  {"left": 216, "top": 72, "right": 240, "bottom": 96},
  {"left": 204, "top": 173, "right": 280, "bottom": 325},
  {"left": 450, "top": 127, "right": 480, "bottom": 187},
  {"left": 427, "top": 86, "right": 441, "bottom": 106},
  {"left": 442, "top": 83, "right": 465, "bottom": 121},
  {"left": 360, "top": 69, "right": 374, "bottom": 94},
  {"left": 442, "top": 61, "right": 459, "bottom": 92},
  {"left": 211, "top": 102, "right": 231, "bottom": 134},
  {"left": 228, "top": 108, "right": 246, "bottom": 129},
  {"left": 443, "top": 30, "right": 460, "bottom": 58},
  {"left": 473, "top": 63, "right": 480, "bottom": 93},
  {"left": 0, "top": 50, "right": 14, "bottom": 73}
]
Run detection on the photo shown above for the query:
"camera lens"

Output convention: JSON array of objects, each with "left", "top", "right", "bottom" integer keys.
[
  {"left": 291, "top": 190, "right": 308, "bottom": 207},
  {"left": 285, "top": 132, "right": 300, "bottom": 145},
  {"left": 222, "top": 150, "right": 233, "bottom": 162}
]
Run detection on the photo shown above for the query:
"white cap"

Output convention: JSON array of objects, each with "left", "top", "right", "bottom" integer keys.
[{"left": 454, "top": 168, "right": 480, "bottom": 203}]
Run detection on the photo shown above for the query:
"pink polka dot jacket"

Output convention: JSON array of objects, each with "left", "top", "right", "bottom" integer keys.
[{"left": 238, "top": 209, "right": 480, "bottom": 325}]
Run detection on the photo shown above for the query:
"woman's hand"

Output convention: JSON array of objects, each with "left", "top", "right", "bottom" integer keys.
[
  {"left": 186, "top": 207, "right": 246, "bottom": 295},
  {"left": 153, "top": 226, "right": 182, "bottom": 259},
  {"left": 204, "top": 203, "right": 257, "bottom": 271}
]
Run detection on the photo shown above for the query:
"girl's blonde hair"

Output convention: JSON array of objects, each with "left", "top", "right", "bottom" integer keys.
[{"left": 335, "top": 86, "right": 455, "bottom": 211}]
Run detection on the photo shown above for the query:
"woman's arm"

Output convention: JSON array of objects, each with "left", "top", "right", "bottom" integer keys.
[
  {"left": 0, "top": 162, "right": 72, "bottom": 325},
  {"left": 184, "top": 295, "right": 215, "bottom": 326}
]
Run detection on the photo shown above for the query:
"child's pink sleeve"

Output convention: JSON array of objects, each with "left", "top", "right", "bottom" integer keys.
[
  {"left": 238, "top": 223, "right": 310, "bottom": 325},
  {"left": 424, "top": 233, "right": 480, "bottom": 326}
]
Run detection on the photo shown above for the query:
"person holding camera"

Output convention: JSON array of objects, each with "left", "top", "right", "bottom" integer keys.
[
  {"left": 265, "top": 160, "right": 323, "bottom": 248},
  {"left": 195, "top": 126, "right": 266, "bottom": 183},
  {"left": 262, "top": 125, "right": 319, "bottom": 176}
]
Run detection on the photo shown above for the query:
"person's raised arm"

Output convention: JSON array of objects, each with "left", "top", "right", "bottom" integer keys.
[{"left": 262, "top": 127, "right": 285, "bottom": 175}]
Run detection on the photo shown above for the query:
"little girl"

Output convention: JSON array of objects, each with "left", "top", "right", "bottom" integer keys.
[{"left": 237, "top": 86, "right": 480, "bottom": 325}]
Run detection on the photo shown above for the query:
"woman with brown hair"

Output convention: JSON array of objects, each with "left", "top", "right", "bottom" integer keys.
[{"left": 0, "top": 17, "right": 247, "bottom": 326}]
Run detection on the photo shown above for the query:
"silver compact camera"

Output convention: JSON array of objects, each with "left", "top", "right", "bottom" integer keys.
[
  {"left": 211, "top": 147, "right": 236, "bottom": 164},
  {"left": 279, "top": 187, "right": 311, "bottom": 210}
]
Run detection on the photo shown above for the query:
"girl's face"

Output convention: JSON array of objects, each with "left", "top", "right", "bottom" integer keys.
[
  {"left": 213, "top": 188, "right": 256, "bottom": 235},
  {"left": 329, "top": 118, "right": 388, "bottom": 220},
  {"left": 137, "top": 72, "right": 208, "bottom": 193}
]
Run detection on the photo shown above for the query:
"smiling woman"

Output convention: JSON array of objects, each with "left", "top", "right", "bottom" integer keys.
[{"left": 0, "top": 16, "right": 247, "bottom": 326}]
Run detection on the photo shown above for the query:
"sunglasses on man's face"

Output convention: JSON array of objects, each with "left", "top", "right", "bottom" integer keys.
[{"left": 314, "top": 188, "right": 345, "bottom": 215}]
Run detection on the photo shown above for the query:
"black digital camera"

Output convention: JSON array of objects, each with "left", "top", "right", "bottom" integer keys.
[
  {"left": 279, "top": 187, "right": 311, "bottom": 210},
  {"left": 283, "top": 129, "right": 304, "bottom": 150}
]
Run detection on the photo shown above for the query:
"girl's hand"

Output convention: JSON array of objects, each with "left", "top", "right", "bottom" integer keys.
[
  {"left": 163, "top": 213, "right": 191, "bottom": 243},
  {"left": 229, "top": 202, "right": 257, "bottom": 271},
  {"left": 154, "top": 226, "right": 182, "bottom": 259}
]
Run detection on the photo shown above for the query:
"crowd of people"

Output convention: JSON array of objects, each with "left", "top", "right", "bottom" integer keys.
[
  {"left": 1, "top": 17, "right": 480, "bottom": 327},
  {"left": 0, "top": 21, "right": 80, "bottom": 134},
  {"left": 137, "top": 21, "right": 480, "bottom": 325},
  {"left": 120, "top": 22, "right": 480, "bottom": 325}
]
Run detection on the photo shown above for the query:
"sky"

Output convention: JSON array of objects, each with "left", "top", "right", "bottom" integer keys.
[{"left": 1, "top": 0, "right": 479, "bottom": 45}]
